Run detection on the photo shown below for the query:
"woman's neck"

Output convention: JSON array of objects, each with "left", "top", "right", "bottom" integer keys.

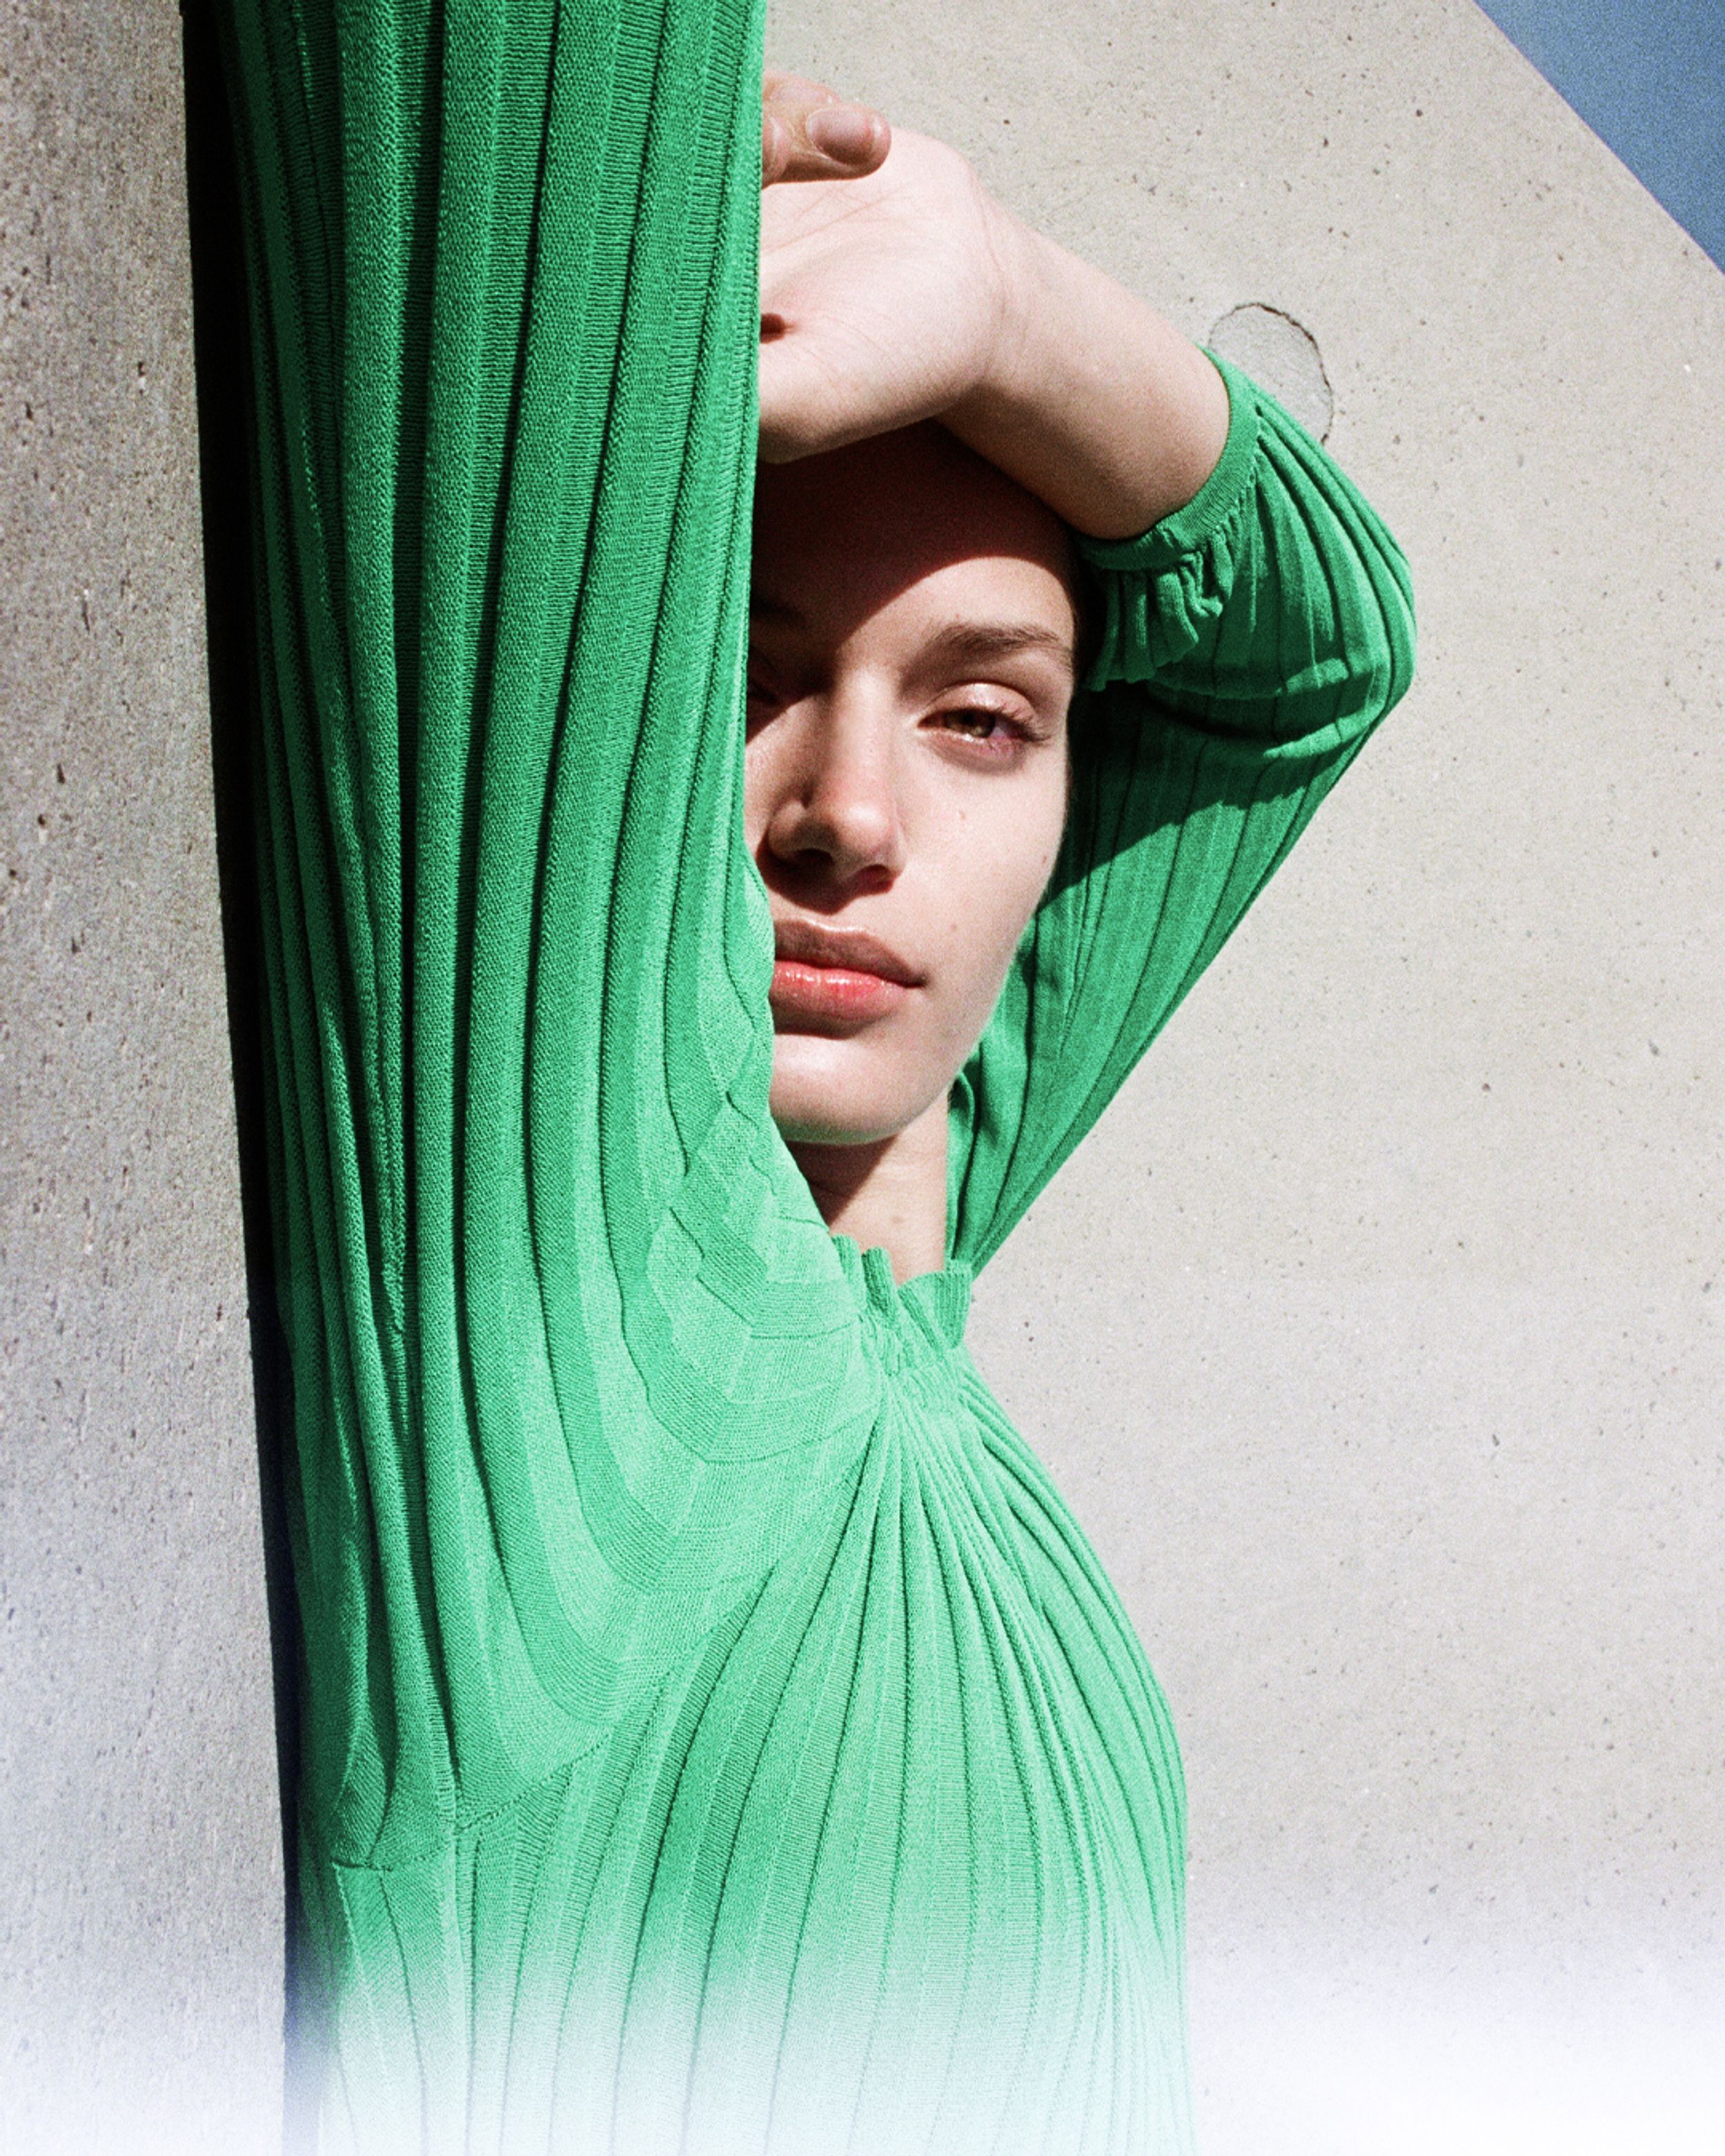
[{"left": 785, "top": 1092, "right": 950, "bottom": 1284}]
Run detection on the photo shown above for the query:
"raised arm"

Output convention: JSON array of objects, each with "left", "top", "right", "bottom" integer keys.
[
  {"left": 758, "top": 121, "right": 1229, "bottom": 533},
  {"left": 953, "top": 356, "right": 1416, "bottom": 1267},
  {"left": 750, "top": 103, "right": 1413, "bottom": 1268},
  {"left": 217, "top": 1, "right": 883, "bottom": 1872}
]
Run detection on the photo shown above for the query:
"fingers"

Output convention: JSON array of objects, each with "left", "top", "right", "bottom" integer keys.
[{"left": 762, "top": 70, "right": 889, "bottom": 186}]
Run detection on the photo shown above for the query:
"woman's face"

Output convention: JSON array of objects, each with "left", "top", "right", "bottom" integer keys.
[{"left": 747, "top": 423, "right": 1078, "bottom": 1147}]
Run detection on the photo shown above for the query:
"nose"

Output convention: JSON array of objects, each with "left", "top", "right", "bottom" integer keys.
[{"left": 760, "top": 697, "right": 906, "bottom": 893}]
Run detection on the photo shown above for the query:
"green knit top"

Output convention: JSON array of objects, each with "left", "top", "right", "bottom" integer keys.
[{"left": 215, "top": 1, "right": 1414, "bottom": 2148}]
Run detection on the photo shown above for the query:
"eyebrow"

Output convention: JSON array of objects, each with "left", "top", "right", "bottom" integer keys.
[
  {"left": 911, "top": 620, "right": 1075, "bottom": 673},
  {"left": 748, "top": 595, "right": 804, "bottom": 626},
  {"left": 749, "top": 600, "right": 1074, "bottom": 675}
]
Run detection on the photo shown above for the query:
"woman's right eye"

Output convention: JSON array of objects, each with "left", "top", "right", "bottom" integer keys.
[{"left": 744, "top": 671, "right": 787, "bottom": 740}]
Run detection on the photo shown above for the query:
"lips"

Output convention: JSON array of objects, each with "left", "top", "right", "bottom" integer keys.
[{"left": 768, "top": 918, "right": 923, "bottom": 1036}]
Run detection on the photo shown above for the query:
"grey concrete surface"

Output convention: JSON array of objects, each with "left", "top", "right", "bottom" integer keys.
[
  {"left": 767, "top": 1, "right": 1725, "bottom": 2150},
  {"left": 0, "top": 3, "right": 282, "bottom": 2150},
  {"left": 5, "top": 1, "right": 1722, "bottom": 2151}
]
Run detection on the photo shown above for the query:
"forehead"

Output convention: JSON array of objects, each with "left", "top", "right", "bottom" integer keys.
[{"left": 752, "top": 424, "right": 1078, "bottom": 657}]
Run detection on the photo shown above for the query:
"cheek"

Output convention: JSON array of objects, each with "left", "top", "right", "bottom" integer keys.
[{"left": 928, "top": 774, "right": 1066, "bottom": 1031}]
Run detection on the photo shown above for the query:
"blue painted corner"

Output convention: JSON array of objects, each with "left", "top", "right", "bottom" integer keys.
[{"left": 1475, "top": 0, "right": 1725, "bottom": 268}]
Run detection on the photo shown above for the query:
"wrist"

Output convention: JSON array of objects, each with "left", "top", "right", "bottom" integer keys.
[
  {"left": 946, "top": 218, "right": 1230, "bottom": 540},
  {"left": 972, "top": 215, "right": 1073, "bottom": 420}
]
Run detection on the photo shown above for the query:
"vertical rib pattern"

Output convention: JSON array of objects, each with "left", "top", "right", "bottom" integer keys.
[{"left": 214, "top": 4, "right": 1413, "bottom": 2145}]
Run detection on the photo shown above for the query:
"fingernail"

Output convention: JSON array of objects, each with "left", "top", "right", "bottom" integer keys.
[{"left": 808, "top": 106, "right": 878, "bottom": 163}]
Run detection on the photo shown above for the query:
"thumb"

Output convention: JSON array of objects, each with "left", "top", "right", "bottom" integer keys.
[{"left": 762, "top": 72, "right": 889, "bottom": 186}]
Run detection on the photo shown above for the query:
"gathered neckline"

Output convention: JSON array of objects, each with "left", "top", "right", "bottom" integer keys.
[{"left": 831, "top": 1235, "right": 975, "bottom": 1354}]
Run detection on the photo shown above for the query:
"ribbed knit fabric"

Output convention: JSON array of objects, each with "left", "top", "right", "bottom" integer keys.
[{"left": 214, "top": 3, "right": 1414, "bottom": 2149}]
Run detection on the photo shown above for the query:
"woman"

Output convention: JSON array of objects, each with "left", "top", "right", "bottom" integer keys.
[{"left": 215, "top": 9, "right": 1412, "bottom": 2152}]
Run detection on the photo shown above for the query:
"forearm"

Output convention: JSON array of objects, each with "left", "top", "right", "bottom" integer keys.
[{"left": 945, "top": 217, "right": 1230, "bottom": 541}]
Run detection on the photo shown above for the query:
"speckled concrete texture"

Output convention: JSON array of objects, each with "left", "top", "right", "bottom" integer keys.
[
  {"left": 6, "top": 2, "right": 1722, "bottom": 2150},
  {"left": 768, "top": 1, "right": 1725, "bottom": 2148},
  {"left": 0, "top": 3, "right": 282, "bottom": 2150}
]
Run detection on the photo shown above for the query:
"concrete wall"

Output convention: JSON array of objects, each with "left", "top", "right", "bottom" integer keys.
[
  {"left": 0, "top": 3, "right": 282, "bottom": 2150},
  {"left": 766, "top": 2, "right": 1725, "bottom": 2150},
  {"left": 5, "top": 2, "right": 1722, "bottom": 2152}
]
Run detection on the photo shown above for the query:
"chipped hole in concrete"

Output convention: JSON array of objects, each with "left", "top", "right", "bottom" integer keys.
[{"left": 1206, "top": 302, "right": 1334, "bottom": 441}]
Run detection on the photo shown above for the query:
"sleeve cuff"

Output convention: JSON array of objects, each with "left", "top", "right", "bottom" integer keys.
[{"left": 1073, "top": 349, "right": 1262, "bottom": 577}]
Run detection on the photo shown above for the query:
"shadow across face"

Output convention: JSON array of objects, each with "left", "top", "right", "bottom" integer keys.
[{"left": 746, "top": 424, "right": 1081, "bottom": 1147}]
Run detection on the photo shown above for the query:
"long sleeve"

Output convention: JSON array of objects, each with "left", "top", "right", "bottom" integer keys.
[
  {"left": 948, "top": 352, "right": 1416, "bottom": 1269},
  {"left": 219, "top": 0, "right": 874, "bottom": 1878},
  {"left": 217, "top": 19, "right": 1399, "bottom": 2133}
]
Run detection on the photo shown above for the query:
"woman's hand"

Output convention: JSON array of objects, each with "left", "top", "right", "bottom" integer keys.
[
  {"left": 760, "top": 117, "right": 1022, "bottom": 466},
  {"left": 758, "top": 77, "right": 1230, "bottom": 540}
]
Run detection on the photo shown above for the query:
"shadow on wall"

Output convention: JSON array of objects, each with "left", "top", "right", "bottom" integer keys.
[{"left": 179, "top": 8, "right": 311, "bottom": 2150}]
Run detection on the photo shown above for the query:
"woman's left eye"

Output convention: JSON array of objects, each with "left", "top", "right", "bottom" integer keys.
[{"left": 934, "top": 704, "right": 1027, "bottom": 749}]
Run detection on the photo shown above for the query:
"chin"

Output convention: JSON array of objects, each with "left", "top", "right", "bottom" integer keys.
[{"left": 768, "top": 1035, "right": 925, "bottom": 1148}]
